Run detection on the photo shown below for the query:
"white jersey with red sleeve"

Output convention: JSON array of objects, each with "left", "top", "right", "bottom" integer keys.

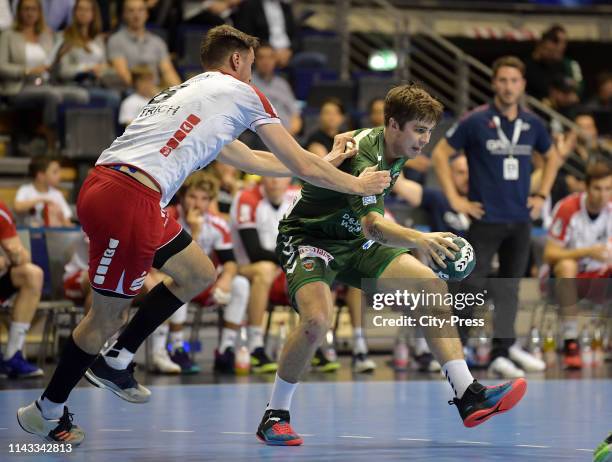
[
  {"left": 548, "top": 192, "right": 612, "bottom": 272},
  {"left": 96, "top": 71, "right": 281, "bottom": 207},
  {"left": 230, "top": 185, "right": 298, "bottom": 265},
  {"left": 0, "top": 201, "right": 17, "bottom": 241},
  {"left": 172, "top": 205, "right": 233, "bottom": 257}
]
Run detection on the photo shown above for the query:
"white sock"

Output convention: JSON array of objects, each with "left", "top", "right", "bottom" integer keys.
[
  {"left": 414, "top": 337, "right": 430, "bottom": 356},
  {"left": 224, "top": 276, "right": 249, "bottom": 325},
  {"left": 248, "top": 326, "right": 264, "bottom": 352},
  {"left": 266, "top": 374, "right": 298, "bottom": 411},
  {"left": 353, "top": 327, "right": 368, "bottom": 355},
  {"left": 37, "top": 396, "right": 64, "bottom": 420},
  {"left": 169, "top": 303, "right": 188, "bottom": 324},
  {"left": 152, "top": 324, "right": 169, "bottom": 354},
  {"left": 562, "top": 320, "right": 579, "bottom": 340},
  {"left": 103, "top": 345, "right": 134, "bottom": 370},
  {"left": 169, "top": 330, "right": 184, "bottom": 351},
  {"left": 6, "top": 322, "right": 29, "bottom": 358},
  {"left": 442, "top": 359, "right": 474, "bottom": 399},
  {"left": 219, "top": 328, "right": 238, "bottom": 352}
]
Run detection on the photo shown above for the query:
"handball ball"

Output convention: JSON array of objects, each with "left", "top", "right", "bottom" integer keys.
[{"left": 434, "top": 236, "right": 475, "bottom": 282}]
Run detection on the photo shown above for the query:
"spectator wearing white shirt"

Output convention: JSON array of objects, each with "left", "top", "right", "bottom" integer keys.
[
  {"left": 118, "top": 65, "right": 156, "bottom": 126},
  {"left": 13, "top": 156, "right": 73, "bottom": 227}
]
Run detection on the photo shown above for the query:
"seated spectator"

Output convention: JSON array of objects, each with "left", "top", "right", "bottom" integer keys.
[
  {"left": 207, "top": 161, "right": 242, "bottom": 221},
  {"left": 11, "top": 0, "right": 76, "bottom": 31},
  {"left": 305, "top": 98, "right": 346, "bottom": 157},
  {"left": 230, "top": 176, "right": 298, "bottom": 374},
  {"left": 587, "top": 71, "right": 612, "bottom": 112},
  {"left": 107, "top": 0, "right": 180, "bottom": 88},
  {"left": 233, "top": 0, "right": 295, "bottom": 68},
  {"left": 0, "top": 199, "right": 44, "bottom": 378},
  {"left": 543, "top": 162, "right": 611, "bottom": 369},
  {"left": 393, "top": 154, "right": 470, "bottom": 237},
  {"left": 118, "top": 65, "right": 156, "bottom": 126},
  {"left": 0, "top": 0, "right": 13, "bottom": 31},
  {"left": 14, "top": 156, "right": 73, "bottom": 227},
  {"left": 367, "top": 97, "right": 384, "bottom": 127},
  {"left": 63, "top": 233, "right": 91, "bottom": 310},
  {"left": 525, "top": 24, "right": 583, "bottom": 100},
  {"left": 56, "top": 0, "right": 120, "bottom": 108},
  {"left": 0, "top": 0, "right": 89, "bottom": 149},
  {"left": 184, "top": 0, "right": 242, "bottom": 27},
  {"left": 251, "top": 43, "right": 301, "bottom": 136},
  {"left": 544, "top": 76, "right": 580, "bottom": 122},
  {"left": 154, "top": 171, "right": 250, "bottom": 374}
]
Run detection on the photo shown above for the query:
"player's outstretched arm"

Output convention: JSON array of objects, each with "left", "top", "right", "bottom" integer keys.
[
  {"left": 256, "top": 123, "right": 390, "bottom": 196},
  {"left": 361, "top": 211, "right": 458, "bottom": 268}
]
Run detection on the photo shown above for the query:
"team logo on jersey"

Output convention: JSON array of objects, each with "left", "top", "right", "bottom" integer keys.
[
  {"left": 129, "top": 271, "right": 148, "bottom": 292},
  {"left": 362, "top": 239, "right": 375, "bottom": 250},
  {"left": 362, "top": 195, "right": 376, "bottom": 205},
  {"left": 159, "top": 114, "right": 201, "bottom": 157},
  {"left": 298, "top": 246, "right": 334, "bottom": 266},
  {"left": 302, "top": 259, "right": 315, "bottom": 272}
]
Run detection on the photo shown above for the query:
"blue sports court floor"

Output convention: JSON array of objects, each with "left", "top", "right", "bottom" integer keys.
[{"left": 0, "top": 378, "right": 609, "bottom": 461}]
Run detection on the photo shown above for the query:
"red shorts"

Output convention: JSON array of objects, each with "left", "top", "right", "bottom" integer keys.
[
  {"left": 269, "top": 271, "right": 290, "bottom": 305},
  {"left": 77, "top": 166, "right": 184, "bottom": 298},
  {"left": 63, "top": 270, "right": 86, "bottom": 302}
]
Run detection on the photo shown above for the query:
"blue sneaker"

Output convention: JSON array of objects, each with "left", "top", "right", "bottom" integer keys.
[
  {"left": 449, "top": 378, "right": 527, "bottom": 428},
  {"left": 256, "top": 409, "right": 303, "bottom": 446},
  {"left": 170, "top": 347, "right": 200, "bottom": 374},
  {"left": 84, "top": 356, "right": 150, "bottom": 403},
  {"left": 4, "top": 351, "right": 43, "bottom": 378}
]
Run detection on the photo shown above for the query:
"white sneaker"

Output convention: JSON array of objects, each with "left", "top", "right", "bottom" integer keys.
[
  {"left": 151, "top": 350, "right": 181, "bottom": 374},
  {"left": 509, "top": 344, "right": 546, "bottom": 372},
  {"left": 352, "top": 353, "right": 377, "bottom": 373},
  {"left": 17, "top": 401, "right": 85, "bottom": 445},
  {"left": 488, "top": 356, "right": 525, "bottom": 379}
]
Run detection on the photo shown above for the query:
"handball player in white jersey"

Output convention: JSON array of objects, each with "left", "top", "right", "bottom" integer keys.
[{"left": 17, "top": 25, "right": 391, "bottom": 445}]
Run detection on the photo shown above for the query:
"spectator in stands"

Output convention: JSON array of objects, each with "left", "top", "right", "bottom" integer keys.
[
  {"left": 11, "top": 0, "right": 76, "bottom": 31},
  {"left": 544, "top": 76, "right": 580, "bottom": 121},
  {"left": 433, "top": 56, "right": 560, "bottom": 379},
  {"left": 544, "top": 162, "right": 611, "bottom": 369},
  {"left": 63, "top": 233, "right": 91, "bottom": 311},
  {"left": 368, "top": 97, "right": 384, "bottom": 127},
  {"left": 587, "top": 71, "right": 612, "bottom": 112},
  {"left": 56, "top": 0, "right": 120, "bottom": 109},
  {"left": 233, "top": 0, "right": 295, "bottom": 68},
  {"left": 118, "top": 65, "right": 156, "bottom": 126},
  {"left": 207, "top": 161, "right": 242, "bottom": 221},
  {"left": 251, "top": 43, "right": 301, "bottom": 136},
  {"left": 305, "top": 98, "right": 346, "bottom": 158},
  {"left": 0, "top": 0, "right": 89, "bottom": 149},
  {"left": 107, "top": 0, "right": 180, "bottom": 88},
  {"left": 230, "top": 176, "right": 298, "bottom": 374},
  {"left": 184, "top": 0, "right": 242, "bottom": 27},
  {"left": 393, "top": 154, "right": 470, "bottom": 237},
  {"left": 525, "top": 24, "right": 583, "bottom": 100},
  {"left": 14, "top": 156, "right": 73, "bottom": 227},
  {"left": 0, "top": 0, "right": 13, "bottom": 31},
  {"left": 0, "top": 199, "right": 44, "bottom": 378}
]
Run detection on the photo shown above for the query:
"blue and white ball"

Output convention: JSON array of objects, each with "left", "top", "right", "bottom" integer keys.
[{"left": 434, "top": 236, "right": 475, "bottom": 282}]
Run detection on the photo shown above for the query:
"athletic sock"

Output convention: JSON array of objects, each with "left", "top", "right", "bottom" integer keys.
[
  {"left": 414, "top": 337, "right": 430, "bottom": 356},
  {"left": 353, "top": 327, "right": 368, "bottom": 355},
  {"left": 152, "top": 323, "right": 169, "bottom": 354},
  {"left": 266, "top": 374, "right": 298, "bottom": 411},
  {"left": 169, "top": 330, "right": 184, "bottom": 352},
  {"left": 41, "top": 334, "right": 97, "bottom": 408},
  {"left": 37, "top": 396, "right": 64, "bottom": 420},
  {"left": 6, "top": 322, "right": 30, "bottom": 358},
  {"left": 442, "top": 359, "right": 474, "bottom": 399},
  {"left": 248, "top": 325, "right": 264, "bottom": 352},
  {"left": 219, "top": 328, "right": 238, "bottom": 352},
  {"left": 109, "top": 283, "right": 184, "bottom": 357},
  {"left": 103, "top": 345, "right": 134, "bottom": 370}
]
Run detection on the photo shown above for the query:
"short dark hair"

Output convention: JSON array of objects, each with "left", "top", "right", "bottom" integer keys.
[
  {"left": 492, "top": 56, "right": 525, "bottom": 78},
  {"left": 200, "top": 25, "right": 259, "bottom": 69},
  {"left": 179, "top": 171, "right": 219, "bottom": 199},
  {"left": 384, "top": 84, "right": 443, "bottom": 128},
  {"left": 130, "top": 65, "right": 154, "bottom": 84},
  {"left": 28, "top": 156, "right": 59, "bottom": 178},
  {"left": 541, "top": 24, "right": 566, "bottom": 43},
  {"left": 585, "top": 162, "right": 611, "bottom": 186},
  {"left": 321, "top": 97, "right": 345, "bottom": 115}
]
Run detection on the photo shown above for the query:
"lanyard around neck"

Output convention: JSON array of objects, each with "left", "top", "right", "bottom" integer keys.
[{"left": 492, "top": 115, "right": 522, "bottom": 157}]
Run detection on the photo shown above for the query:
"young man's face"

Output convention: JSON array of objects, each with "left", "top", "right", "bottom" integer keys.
[
  {"left": 587, "top": 176, "right": 612, "bottom": 212},
  {"left": 492, "top": 66, "right": 525, "bottom": 107},
  {"left": 235, "top": 48, "right": 255, "bottom": 83},
  {"left": 450, "top": 155, "right": 469, "bottom": 196},
  {"left": 124, "top": 0, "right": 147, "bottom": 30},
  {"left": 255, "top": 46, "right": 276, "bottom": 78},
  {"left": 575, "top": 114, "right": 598, "bottom": 145},
  {"left": 182, "top": 187, "right": 212, "bottom": 215},
  {"left": 388, "top": 118, "right": 435, "bottom": 158},
  {"left": 44, "top": 161, "right": 62, "bottom": 188}
]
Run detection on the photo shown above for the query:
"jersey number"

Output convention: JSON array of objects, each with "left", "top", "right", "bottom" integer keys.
[{"left": 148, "top": 83, "right": 190, "bottom": 105}]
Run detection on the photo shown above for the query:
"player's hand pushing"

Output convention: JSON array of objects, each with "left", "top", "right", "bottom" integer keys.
[
  {"left": 358, "top": 166, "right": 391, "bottom": 195},
  {"left": 324, "top": 132, "right": 360, "bottom": 167},
  {"left": 414, "top": 232, "right": 460, "bottom": 268}
]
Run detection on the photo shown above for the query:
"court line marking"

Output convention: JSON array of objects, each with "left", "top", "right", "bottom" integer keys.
[
  {"left": 339, "top": 435, "right": 373, "bottom": 439},
  {"left": 515, "top": 444, "right": 550, "bottom": 448},
  {"left": 99, "top": 429, "right": 133, "bottom": 432},
  {"left": 301, "top": 434, "right": 315, "bottom": 437},
  {"left": 456, "top": 440, "right": 492, "bottom": 445},
  {"left": 576, "top": 449, "right": 595, "bottom": 452},
  {"left": 398, "top": 438, "right": 432, "bottom": 442},
  {"left": 160, "top": 430, "right": 195, "bottom": 433},
  {"left": 221, "top": 432, "right": 251, "bottom": 435}
]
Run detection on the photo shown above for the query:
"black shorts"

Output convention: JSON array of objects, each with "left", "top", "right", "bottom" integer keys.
[{"left": 0, "top": 269, "right": 17, "bottom": 302}]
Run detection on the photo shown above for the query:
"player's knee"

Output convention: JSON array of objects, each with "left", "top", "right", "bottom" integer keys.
[
  {"left": 89, "top": 305, "right": 128, "bottom": 335},
  {"left": 19, "top": 263, "right": 44, "bottom": 292},
  {"left": 299, "top": 307, "right": 332, "bottom": 344},
  {"left": 554, "top": 259, "right": 578, "bottom": 278},
  {"left": 250, "top": 261, "right": 278, "bottom": 286}
]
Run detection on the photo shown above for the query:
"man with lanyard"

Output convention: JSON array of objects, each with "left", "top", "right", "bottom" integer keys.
[{"left": 432, "top": 56, "right": 561, "bottom": 378}]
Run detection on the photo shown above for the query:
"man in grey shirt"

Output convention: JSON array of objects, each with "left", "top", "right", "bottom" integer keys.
[
  {"left": 107, "top": 0, "right": 180, "bottom": 88},
  {"left": 251, "top": 43, "right": 301, "bottom": 136}
]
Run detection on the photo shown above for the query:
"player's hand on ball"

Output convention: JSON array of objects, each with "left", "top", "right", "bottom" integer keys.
[
  {"left": 358, "top": 166, "right": 391, "bottom": 195},
  {"left": 415, "top": 232, "right": 459, "bottom": 268},
  {"left": 325, "top": 132, "right": 358, "bottom": 167}
]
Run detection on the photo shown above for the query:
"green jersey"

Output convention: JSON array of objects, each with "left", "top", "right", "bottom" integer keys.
[{"left": 278, "top": 127, "right": 406, "bottom": 241}]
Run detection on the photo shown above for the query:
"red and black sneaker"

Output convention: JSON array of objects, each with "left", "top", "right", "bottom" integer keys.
[
  {"left": 563, "top": 339, "right": 582, "bottom": 370},
  {"left": 449, "top": 379, "right": 527, "bottom": 428},
  {"left": 256, "top": 409, "right": 303, "bottom": 446}
]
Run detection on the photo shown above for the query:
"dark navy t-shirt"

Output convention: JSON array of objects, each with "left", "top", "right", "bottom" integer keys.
[
  {"left": 446, "top": 103, "right": 552, "bottom": 223},
  {"left": 421, "top": 188, "right": 469, "bottom": 237}
]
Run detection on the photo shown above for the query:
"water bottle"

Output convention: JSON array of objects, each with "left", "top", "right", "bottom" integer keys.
[
  {"left": 475, "top": 328, "right": 490, "bottom": 367},
  {"left": 393, "top": 336, "right": 409, "bottom": 371},
  {"left": 323, "top": 330, "right": 338, "bottom": 362},
  {"left": 580, "top": 325, "right": 593, "bottom": 368},
  {"left": 591, "top": 323, "right": 604, "bottom": 367},
  {"left": 543, "top": 325, "right": 557, "bottom": 367},
  {"left": 235, "top": 327, "right": 250, "bottom": 375},
  {"left": 529, "top": 327, "right": 543, "bottom": 361}
]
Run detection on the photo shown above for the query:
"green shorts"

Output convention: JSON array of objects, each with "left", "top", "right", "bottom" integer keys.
[{"left": 276, "top": 232, "right": 409, "bottom": 302}]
